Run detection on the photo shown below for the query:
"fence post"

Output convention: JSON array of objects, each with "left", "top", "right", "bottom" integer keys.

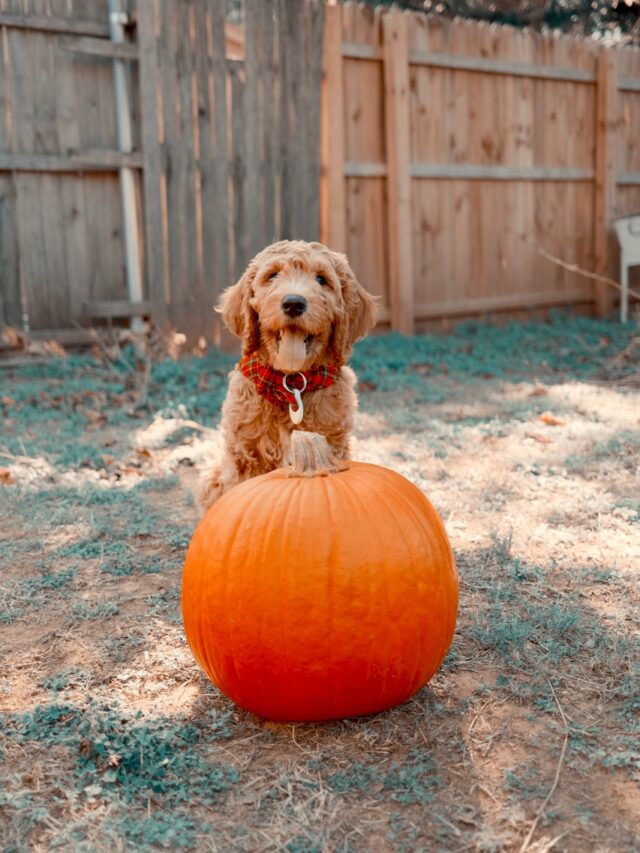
[
  {"left": 594, "top": 49, "right": 618, "bottom": 318},
  {"left": 382, "top": 9, "right": 414, "bottom": 335},
  {"left": 321, "top": 3, "right": 346, "bottom": 254}
]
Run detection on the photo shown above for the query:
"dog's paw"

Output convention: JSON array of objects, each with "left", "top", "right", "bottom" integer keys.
[{"left": 197, "top": 471, "right": 225, "bottom": 513}]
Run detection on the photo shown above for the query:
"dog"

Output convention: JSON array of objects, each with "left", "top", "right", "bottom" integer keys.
[{"left": 199, "top": 240, "right": 376, "bottom": 510}]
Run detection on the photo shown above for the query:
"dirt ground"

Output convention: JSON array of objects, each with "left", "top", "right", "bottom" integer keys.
[{"left": 0, "top": 315, "right": 638, "bottom": 852}]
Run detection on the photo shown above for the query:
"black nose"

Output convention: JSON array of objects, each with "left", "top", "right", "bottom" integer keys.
[{"left": 281, "top": 294, "right": 307, "bottom": 317}]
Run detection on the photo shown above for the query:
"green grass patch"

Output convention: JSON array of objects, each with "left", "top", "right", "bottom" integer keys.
[{"left": 2, "top": 703, "right": 239, "bottom": 850}]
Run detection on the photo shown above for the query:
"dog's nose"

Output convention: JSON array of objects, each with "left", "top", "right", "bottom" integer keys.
[{"left": 281, "top": 294, "right": 307, "bottom": 317}]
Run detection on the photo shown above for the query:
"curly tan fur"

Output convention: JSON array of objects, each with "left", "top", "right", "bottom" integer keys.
[{"left": 199, "top": 240, "right": 376, "bottom": 510}]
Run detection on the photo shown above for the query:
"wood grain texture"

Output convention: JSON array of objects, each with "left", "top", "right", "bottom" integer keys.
[
  {"left": 383, "top": 10, "right": 414, "bottom": 334},
  {"left": 321, "top": 3, "right": 346, "bottom": 253},
  {"left": 138, "top": 0, "right": 167, "bottom": 327},
  {"left": 594, "top": 49, "right": 619, "bottom": 316}
]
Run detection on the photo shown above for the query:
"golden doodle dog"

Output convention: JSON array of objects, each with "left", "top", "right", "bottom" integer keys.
[{"left": 199, "top": 240, "right": 376, "bottom": 510}]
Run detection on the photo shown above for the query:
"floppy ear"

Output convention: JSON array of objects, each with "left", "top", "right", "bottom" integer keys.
[
  {"left": 216, "top": 264, "right": 261, "bottom": 355},
  {"left": 329, "top": 251, "right": 377, "bottom": 364}
]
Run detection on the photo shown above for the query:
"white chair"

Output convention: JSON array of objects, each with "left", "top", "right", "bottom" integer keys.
[{"left": 613, "top": 213, "right": 640, "bottom": 323}]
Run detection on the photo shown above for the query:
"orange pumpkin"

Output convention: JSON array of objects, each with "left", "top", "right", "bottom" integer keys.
[{"left": 182, "top": 432, "right": 458, "bottom": 721}]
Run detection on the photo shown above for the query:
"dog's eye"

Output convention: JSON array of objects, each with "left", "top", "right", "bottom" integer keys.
[
  {"left": 315, "top": 274, "right": 328, "bottom": 286},
  {"left": 268, "top": 270, "right": 280, "bottom": 282}
]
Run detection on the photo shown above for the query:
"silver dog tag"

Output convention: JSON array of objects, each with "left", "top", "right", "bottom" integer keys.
[
  {"left": 282, "top": 373, "right": 307, "bottom": 425},
  {"left": 289, "top": 389, "right": 304, "bottom": 424}
]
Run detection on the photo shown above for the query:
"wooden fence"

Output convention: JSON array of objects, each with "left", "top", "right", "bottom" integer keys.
[
  {"left": 0, "top": 0, "right": 134, "bottom": 341},
  {"left": 321, "top": 4, "right": 640, "bottom": 332},
  {"left": 139, "top": 0, "right": 325, "bottom": 345},
  {"left": 0, "top": 1, "right": 639, "bottom": 345}
]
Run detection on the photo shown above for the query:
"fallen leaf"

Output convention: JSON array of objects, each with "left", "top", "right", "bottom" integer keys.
[
  {"left": 0, "top": 468, "right": 15, "bottom": 484},
  {"left": 84, "top": 409, "right": 107, "bottom": 427},
  {"left": 525, "top": 432, "right": 553, "bottom": 445},
  {"left": 136, "top": 447, "right": 152, "bottom": 459},
  {"left": 539, "top": 411, "right": 565, "bottom": 427},
  {"left": 529, "top": 385, "right": 548, "bottom": 397},
  {"left": 1, "top": 327, "right": 22, "bottom": 348}
]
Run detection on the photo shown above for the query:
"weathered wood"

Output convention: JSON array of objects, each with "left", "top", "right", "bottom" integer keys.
[
  {"left": 230, "top": 62, "right": 247, "bottom": 281},
  {"left": 408, "top": 49, "right": 596, "bottom": 82},
  {"left": 208, "top": 0, "right": 231, "bottom": 331},
  {"left": 321, "top": 3, "right": 346, "bottom": 253},
  {"left": 84, "top": 299, "right": 151, "bottom": 318},
  {"left": 244, "top": 0, "right": 262, "bottom": 258},
  {"left": 594, "top": 50, "right": 618, "bottom": 317},
  {"left": 109, "top": 0, "right": 144, "bottom": 332},
  {"left": 342, "top": 42, "right": 381, "bottom": 61},
  {"left": 262, "top": 0, "right": 277, "bottom": 244},
  {"left": 0, "top": 177, "right": 22, "bottom": 328},
  {"left": 302, "top": 0, "right": 325, "bottom": 242},
  {"left": 410, "top": 164, "right": 594, "bottom": 181},
  {"left": 414, "top": 289, "right": 591, "bottom": 318},
  {"left": 28, "top": 328, "right": 98, "bottom": 345},
  {"left": 54, "top": 39, "right": 91, "bottom": 329},
  {"left": 0, "top": 11, "right": 109, "bottom": 37},
  {"left": 382, "top": 10, "right": 414, "bottom": 335},
  {"left": 138, "top": 0, "right": 168, "bottom": 327},
  {"left": 617, "top": 173, "right": 640, "bottom": 186},
  {"left": 278, "top": 0, "right": 304, "bottom": 239},
  {"left": 58, "top": 35, "right": 138, "bottom": 61},
  {"left": 0, "top": 151, "right": 142, "bottom": 172},
  {"left": 344, "top": 161, "right": 387, "bottom": 177},
  {"left": 618, "top": 77, "right": 640, "bottom": 92}
]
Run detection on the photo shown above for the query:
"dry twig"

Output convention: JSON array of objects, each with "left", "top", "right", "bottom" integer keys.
[
  {"left": 519, "top": 676, "right": 570, "bottom": 853},
  {"left": 532, "top": 239, "right": 640, "bottom": 303}
]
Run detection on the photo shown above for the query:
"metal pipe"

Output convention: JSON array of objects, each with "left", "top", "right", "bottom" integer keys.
[{"left": 109, "top": 0, "right": 144, "bottom": 334}]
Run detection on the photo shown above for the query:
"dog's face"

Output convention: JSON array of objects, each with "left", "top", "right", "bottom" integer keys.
[{"left": 217, "top": 241, "right": 376, "bottom": 372}]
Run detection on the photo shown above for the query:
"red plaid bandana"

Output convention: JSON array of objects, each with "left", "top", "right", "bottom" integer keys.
[{"left": 238, "top": 353, "right": 340, "bottom": 408}]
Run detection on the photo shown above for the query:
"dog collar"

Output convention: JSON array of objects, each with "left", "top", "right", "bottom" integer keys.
[{"left": 238, "top": 354, "right": 340, "bottom": 417}]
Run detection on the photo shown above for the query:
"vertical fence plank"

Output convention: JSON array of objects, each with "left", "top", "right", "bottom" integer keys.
[
  {"left": 208, "top": 0, "right": 230, "bottom": 323},
  {"left": 321, "top": 2, "right": 346, "bottom": 253},
  {"left": 230, "top": 61, "right": 247, "bottom": 281},
  {"left": 262, "top": 0, "right": 277, "bottom": 244},
  {"left": 594, "top": 48, "right": 618, "bottom": 317},
  {"left": 301, "top": 0, "right": 325, "bottom": 241},
  {"left": 193, "top": 0, "right": 213, "bottom": 328},
  {"left": 139, "top": 0, "right": 168, "bottom": 327},
  {"left": 278, "top": 0, "right": 304, "bottom": 239},
  {"left": 0, "top": 177, "right": 21, "bottom": 327},
  {"left": 382, "top": 9, "right": 414, "bottom": 335},
  {"left": 244, "top": 0, "right": 262, "bottom": 258}
]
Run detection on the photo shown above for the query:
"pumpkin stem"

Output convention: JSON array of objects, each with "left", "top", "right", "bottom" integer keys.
[{"left": 287, "top": 431, "right": 348, "bottom": 478}]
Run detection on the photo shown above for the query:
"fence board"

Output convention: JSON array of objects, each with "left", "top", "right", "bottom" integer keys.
[
  {"left": 383, "top": 10, "right": 413, "bottom": 334},
  {"left": 341, "top": 4, "right": 388, "bottom": 306},
  {"left": 138, "top": 0, "right": 167, "bottom": 327},
  {"left": 0, "top": 176, "right": 21, "bottom": 326},
  {"left": 230, "top": 61, "right": 247, "bottom": 282},
  {"left": 208, "top": 0, "right": 230, "bottom": 340},
  {"left": 262, "top": 0, "right": 276, "bottom": 245},
  {"left": 244, "top": 0, "right": 261, "bottom": 258},
  {"left": 303, "top": 0, "right": 324, "bottom": 241},
  {"left": 594, "top": 50, "right": 619, "bottom": 315},
  {"left": 321, "top": 3, "right": 346, "bottom": 253}
]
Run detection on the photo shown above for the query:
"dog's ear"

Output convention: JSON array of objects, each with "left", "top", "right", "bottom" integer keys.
[
  {"left": 328, "top": 250, "right": 377, "bottom": 363},
  {"left": 216, "top": 263, "right": 261, "bottom": 354}
]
